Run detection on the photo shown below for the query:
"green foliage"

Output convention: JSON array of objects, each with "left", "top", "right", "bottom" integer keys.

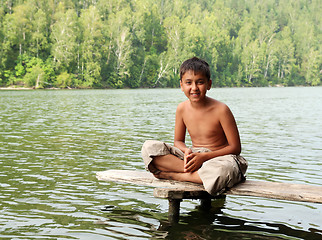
[
  {"left": 0, "top": 0, "right": 320, "bottom": 88},
  {"left": 56, "top": 71, "right": 73, "bottom": 88},
  {"left": 23, "top": 65, "right": 45, "bottom": 88}
]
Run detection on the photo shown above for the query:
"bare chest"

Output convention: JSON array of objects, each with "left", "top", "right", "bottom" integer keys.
[{"left": 183, "top": 111, "right": 224, "bottom": 138}]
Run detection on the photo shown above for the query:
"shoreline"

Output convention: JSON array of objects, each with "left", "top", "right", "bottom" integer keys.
[{"left": 0, "top": 85, "right": 316, "bottom": 90}]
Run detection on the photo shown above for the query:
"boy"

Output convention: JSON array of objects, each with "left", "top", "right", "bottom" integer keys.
[{"left": 141, "top": 57, "right": 247, "bottom": 196}]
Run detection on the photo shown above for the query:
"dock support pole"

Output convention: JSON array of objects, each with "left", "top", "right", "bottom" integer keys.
[
  {"left": 200, "top": 198, "right": 212, "bottom": 210},
  {"left": 168, "top": 198, "right": 181, "bottom": 224}
]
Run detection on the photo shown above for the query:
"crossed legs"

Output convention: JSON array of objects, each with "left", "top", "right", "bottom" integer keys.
[{"left": 150, "top": 154, "right": 202, "bottom": 184}]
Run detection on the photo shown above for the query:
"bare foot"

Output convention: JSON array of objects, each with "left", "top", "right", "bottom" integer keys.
[
  {"left": 154, "top": 171, "right": 202, "bottom": 184},
  {"left": 154, "top": 171, "right": 174, "bottom": 180},
  {"left": 148, "top": 163, "right": 161, "bottom": 175}
]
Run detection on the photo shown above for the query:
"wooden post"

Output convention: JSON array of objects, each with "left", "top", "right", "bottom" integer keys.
[
  {"left": 200, "top": 198, "right": 212, "bottom": 210},
  {"left": 168, "top": 198, "right": 181, "bottom": 224}
]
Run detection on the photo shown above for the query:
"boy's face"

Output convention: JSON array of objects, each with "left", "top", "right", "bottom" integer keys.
[{"left": 180, "top": 70, "right": 212, "bottom": 103}]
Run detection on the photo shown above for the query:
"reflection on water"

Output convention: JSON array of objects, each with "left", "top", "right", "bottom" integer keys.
[
  {"left": 0, "top": 87, "right": 321, "bottom": 239},
  {"left": 100, "top": 197, "right": 322, "bottom": 240}
]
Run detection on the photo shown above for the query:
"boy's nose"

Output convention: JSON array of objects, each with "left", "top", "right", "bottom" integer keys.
[{"left": 192, "top": 82, "right": 198, "bottom": 90}]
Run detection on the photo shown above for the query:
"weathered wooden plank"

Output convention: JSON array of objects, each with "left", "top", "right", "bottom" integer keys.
[
  {"left": 225, "top": 180, "right": 322, "bottom": 204},
  {"left": 96, "top": 170, "right": 322, "bottom": 204},
  {"left": 96, "top": 169, "right": 204, "bottom": 190}
]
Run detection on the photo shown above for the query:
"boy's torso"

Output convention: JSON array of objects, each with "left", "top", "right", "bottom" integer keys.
[{"left": 181, "top": 98, "right": 228, "bottom": 151}]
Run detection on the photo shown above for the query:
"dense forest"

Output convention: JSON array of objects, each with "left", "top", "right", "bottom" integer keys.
[{"left": 0, "top": 0, "right": 321, "bottom": 88}]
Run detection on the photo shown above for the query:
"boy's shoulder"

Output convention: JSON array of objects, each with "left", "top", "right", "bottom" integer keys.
[
  {"left": 177, "top": 100, "right": 188, "bottom": 109},
  {"left": 208, "top": 98, "right": 229, "bottom": 112},
  {"left": 176, "top": 100, "right": 190, "bottom": 113}
]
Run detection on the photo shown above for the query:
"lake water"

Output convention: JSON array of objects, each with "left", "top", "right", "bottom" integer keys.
[{"left": 0, "top": 87, "right": 321, "bottom": 239}]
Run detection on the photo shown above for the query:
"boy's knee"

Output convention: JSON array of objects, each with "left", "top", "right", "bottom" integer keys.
[
  {"left": 141, "top": 140, "right": 170, "bottom": 160},
  {"left": 141, "top": 140, "right": 171, "bottom": 171},
  {"left": 142, "top": 140, "right": 165, "bottom": 153}
]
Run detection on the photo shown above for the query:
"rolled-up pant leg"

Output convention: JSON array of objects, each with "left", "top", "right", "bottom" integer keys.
[
  {"left": 141, "top": 140, "right": 184, "bottom": 171},
  {"left": 198, "top": 154, "right": 248, "bottom": 196}
]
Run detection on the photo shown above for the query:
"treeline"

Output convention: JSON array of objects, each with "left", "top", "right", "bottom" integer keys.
[{"left": 0, "top": 0, "right": 321, "bottom": 89}]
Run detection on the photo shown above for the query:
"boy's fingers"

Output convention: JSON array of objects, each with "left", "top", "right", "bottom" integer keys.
[
  {"left": 187, "top": 152, "right": 195, "bottom": 158},
  {"left": 184, "top": 158, "right": 195, "bottom": 172},
  {"left": 184, "top": 154, "right": 201, "bottom": 172}
]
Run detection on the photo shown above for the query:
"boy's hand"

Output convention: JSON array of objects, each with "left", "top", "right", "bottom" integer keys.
[
  {"left": 184, "top": 152, "right": 205, "bottom": 172},
  {"left": 183, "top": 148, "right": 192, "bottom": 170}
]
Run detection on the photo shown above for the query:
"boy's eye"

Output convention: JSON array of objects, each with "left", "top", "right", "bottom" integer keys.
[
  {"left": 197, "top": 81, "right": 205, "bottom": 85},
  {"left": 185, "top": 81, "right": 191, "bottom": 85}
]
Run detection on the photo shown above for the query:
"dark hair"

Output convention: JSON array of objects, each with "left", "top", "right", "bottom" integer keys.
[{"left": 180, "top": 57, "right": 211, "bottom": 81}]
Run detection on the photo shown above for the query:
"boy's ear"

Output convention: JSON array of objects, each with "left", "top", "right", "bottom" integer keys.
[
  {"left": 207, "top": 79, "right": 212, "bottom": 90},
  {"left": 180, "top": 80, "right": 183, "bottom": 91}
]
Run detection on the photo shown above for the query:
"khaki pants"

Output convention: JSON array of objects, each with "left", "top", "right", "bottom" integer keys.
[{"left": 141, "top": 140, "right": 248, "bottom": 196}]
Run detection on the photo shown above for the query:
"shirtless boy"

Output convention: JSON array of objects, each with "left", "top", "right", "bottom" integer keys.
[{"left": 141, "top": 57, "right": 247, "bottom": 195}]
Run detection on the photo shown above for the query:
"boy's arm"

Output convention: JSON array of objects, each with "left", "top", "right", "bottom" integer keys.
[
  {"left": 211, "top": 104, "right": 241, "bottom": 156},
  {"left": 174, "top": 103, "right": 193, "bottom": 167},
  {"left": 184, "top": 104, "right": 241, "bottom": 172},
  {"left": 173, "top": 103, "right": 190, "bottom": 152}
]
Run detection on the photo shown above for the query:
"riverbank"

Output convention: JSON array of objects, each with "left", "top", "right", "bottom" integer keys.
[
  {"left": 0, "top": 84, "right": 315, "bottom": 90},
  {"left": 0, "top": 86, "right": 62, "bottom": 90}
]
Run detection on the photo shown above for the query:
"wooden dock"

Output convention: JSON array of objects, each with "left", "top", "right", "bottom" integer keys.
[{"left": 96, "top": 170, "right": 322, "bottom": 223}]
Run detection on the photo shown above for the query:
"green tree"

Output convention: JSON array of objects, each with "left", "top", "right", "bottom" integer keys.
[
  {"left": 106, "top": 6, "right": 133, "bottom": 88},
  {"left": 259, "top": 26, "right": 278, "bottom": 83},
  {"left": 8, "top": 3, "right": 34, "bottom": 56},
  {"left": 143, "top": 4, "right": 167, "bottom": 54},
  {"left": 124, "top": 0, "right": 148, "bottom": 88},
  {"left": 17, "top": 56, "right": 49, "bottom": 88},
  {"left": 0, "top": 6, "right": 5, "bottom": 85},
  {"left": 302, "top": 48, "right": 321, "bottom": 86},
  {"left": 79, "top": 6, "right": 104, "bottom": 88},
  {"left": 235, "top": 17, "right": 259, "bottom": 85},
  {"left": 163, "top": 15, "right": 184, "bottom": 77},
  {"left": 292, "top": 13, "right": 320, "bottom": 86},
  {"left": 1, "top": 2, "right": 34, "bottom": 75},
  {"left": 56, "top": 71, "right": 73, "bottom": 88},
  {"left": 30, "top": 9, "right": 48, "bottom": 59},
  {"left": 23, "top": 65, "right": 45, "bottom": 88},
  {"left": 240, "top": 39, "right": 263, "bottom": 85},
  {"left": 50, "top": 3, "right": 78, "bottom": 73},
  {"left": 274, "top": 27, "right": 295, "bottom": 85}
]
